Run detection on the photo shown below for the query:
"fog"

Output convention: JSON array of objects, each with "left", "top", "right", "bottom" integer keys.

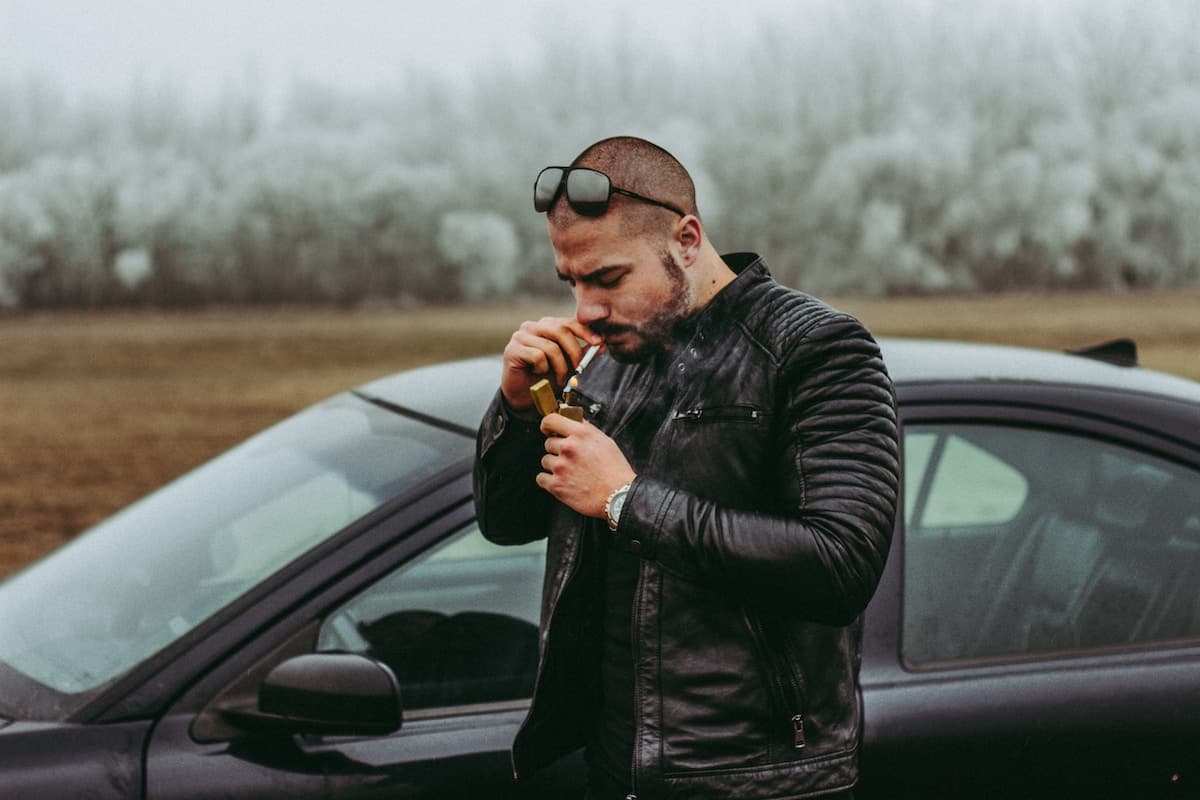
[{"left": 2, "top": 0, "right": 1199, "bottom": 308}]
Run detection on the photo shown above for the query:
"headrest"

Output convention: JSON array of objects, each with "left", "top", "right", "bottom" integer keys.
[{"left": 1094, "top": 470, "right": 1163, "bottom": 530}]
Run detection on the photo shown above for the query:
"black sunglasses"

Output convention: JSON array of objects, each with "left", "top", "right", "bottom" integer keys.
[{"left": 534, "top": 166, "right": 685, "bottom": 218}]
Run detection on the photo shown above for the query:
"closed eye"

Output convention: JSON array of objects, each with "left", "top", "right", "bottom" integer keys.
[
  {"left": 558, "top": 265, "right": 628, "bottom": 289},
  {"left": 585, "top": 266, "right": 628, "bottom": 289}
]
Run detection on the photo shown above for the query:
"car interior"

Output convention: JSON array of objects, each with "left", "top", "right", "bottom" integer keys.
[
  {"left": 902, "top": 424, "right": 1200, "bottom": 667},
  {"left": 317, "top": 524, "right": 545, "bottom": 713}
]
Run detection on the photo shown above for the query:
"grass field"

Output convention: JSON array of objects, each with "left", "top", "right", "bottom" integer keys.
[{"left": 2, "top": 290, "right": 1198, "bottom": 578}]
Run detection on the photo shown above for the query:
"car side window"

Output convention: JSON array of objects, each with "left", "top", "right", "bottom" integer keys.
[
  {"left": 902, "top": 424, "right": 1200, "bottom": 667},
  {"left": 316, "top": 524, "right": 545, "bottom": 713},
  {"left": 907, "top": 431, "right": 1028, "bottom": 529}
]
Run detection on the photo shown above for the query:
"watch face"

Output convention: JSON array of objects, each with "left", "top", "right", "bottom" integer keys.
[
  {"left": 606, "top": 484, "right": 632, "bottom": 531},
  {"left": 611, "top": 490, "right": 627, "bottom": 521}
]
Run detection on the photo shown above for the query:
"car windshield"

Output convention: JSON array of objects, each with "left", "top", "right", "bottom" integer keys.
[{"left": 0, "top": 392, "right": 472, "bottom": 720}]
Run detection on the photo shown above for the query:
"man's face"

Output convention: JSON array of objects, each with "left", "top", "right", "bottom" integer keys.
[{"left": 549, "top": 212, "right": 693, "bottom": 363}]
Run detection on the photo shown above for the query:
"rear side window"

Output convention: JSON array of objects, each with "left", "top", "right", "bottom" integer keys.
[
  {"left": 902, "top": 424, "right": 1200, "bottom": 667},
  {"left": 907, "top": 431, "right": 1028, "bottom": 529}
]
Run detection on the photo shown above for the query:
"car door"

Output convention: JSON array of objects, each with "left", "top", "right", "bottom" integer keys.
[
  {"left": 860, "top": 399, "right": 1200, "bottom": 798},
  {"left": 144, "top": 490, "right": 581, "bottom": 799}
]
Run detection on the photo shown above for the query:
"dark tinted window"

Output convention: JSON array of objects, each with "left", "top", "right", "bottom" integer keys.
[{"left": 903, "top": 424, "right": 1200, "bottom": 666}]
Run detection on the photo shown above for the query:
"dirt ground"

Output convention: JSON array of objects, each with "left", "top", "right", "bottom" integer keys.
[{"left": 2, "top": 291, "right": 1197, "bottom": 577}]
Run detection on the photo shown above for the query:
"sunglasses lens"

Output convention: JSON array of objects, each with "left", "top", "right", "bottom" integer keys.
[
  {"left": 565, "top": 169, "right": 611, "bottom": 216},
  {"left": 534, "top": 167, "right": 565, "bottom": 212}
]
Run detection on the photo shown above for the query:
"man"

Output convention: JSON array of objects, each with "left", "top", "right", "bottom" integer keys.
[{"left": 474, "top": 136, "right": 899, "bottom": 800}]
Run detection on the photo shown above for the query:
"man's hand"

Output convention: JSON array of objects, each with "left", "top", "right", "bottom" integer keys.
[
  {"left": 501, "top": 317, "right": 602, "bottom": 412},
  {"left": 536, "top": 414, "right": 636, "bottom": 518}
]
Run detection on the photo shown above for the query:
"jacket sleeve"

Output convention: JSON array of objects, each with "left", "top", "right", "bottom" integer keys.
[
  {"left": 617, "top": 316, "right": 900, "bottom": 626},
  {"left": 473, "top": 389, "right": 555, "bottom": 545}
]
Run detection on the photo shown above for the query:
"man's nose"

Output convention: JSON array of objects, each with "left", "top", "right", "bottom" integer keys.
[{"left": 574, "top": 289, "right": 608, "bottom": 327}]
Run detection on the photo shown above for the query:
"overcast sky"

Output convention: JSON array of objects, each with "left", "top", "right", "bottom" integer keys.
[{"left": 0, "top": 0, "right": 804, "bottom": 104}]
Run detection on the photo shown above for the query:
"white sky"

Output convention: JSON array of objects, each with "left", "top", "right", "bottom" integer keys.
[{"left": 0, "top": 0, "right": 801, "bottom": 103}]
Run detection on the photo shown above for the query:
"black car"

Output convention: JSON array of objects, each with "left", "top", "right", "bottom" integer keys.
[{"left": 2, "top": 338, "right": 1198, "bottom": 798}]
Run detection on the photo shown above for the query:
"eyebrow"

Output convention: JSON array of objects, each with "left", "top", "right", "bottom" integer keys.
[{"left": 557, "top": 265, "right": 626, "bottom": 285}]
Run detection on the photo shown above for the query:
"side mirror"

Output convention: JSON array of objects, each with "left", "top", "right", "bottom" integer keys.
[{"left": 224, "top": 653, "right": 402, "bottom": 736}]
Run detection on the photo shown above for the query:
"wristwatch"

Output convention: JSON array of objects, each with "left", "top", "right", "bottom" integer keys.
[{"left": 604, "top": 482, "right": 633, "bottom": 532}]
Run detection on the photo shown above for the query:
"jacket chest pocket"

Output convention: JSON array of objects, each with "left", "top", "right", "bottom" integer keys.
[
  {"left": 659, "top": 403, "right": 774, "bottom": 501},
  {"left": 673, "top": 404, "right": 768, "bottom": 424}
]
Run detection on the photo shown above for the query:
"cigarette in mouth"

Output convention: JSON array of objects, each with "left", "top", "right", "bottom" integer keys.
[{"left": 575, "top": 343, "right": 601, "bottom": 375}]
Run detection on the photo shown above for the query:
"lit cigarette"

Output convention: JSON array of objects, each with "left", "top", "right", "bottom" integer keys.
[{"left": 575, "top": 343, "right": 601, "bottom": 375}]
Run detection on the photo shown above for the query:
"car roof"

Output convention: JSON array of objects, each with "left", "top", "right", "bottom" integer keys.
[
  {"left": 878, "top": 338, "right": 1200, "bottom": 402},
  {"left": 356, "top": 339, "right": 1200, "bottom": 431}
]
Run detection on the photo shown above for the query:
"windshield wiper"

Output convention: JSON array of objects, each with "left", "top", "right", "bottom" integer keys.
[{"left": 352, "top": 391, "right": 476, "bottom": 437}]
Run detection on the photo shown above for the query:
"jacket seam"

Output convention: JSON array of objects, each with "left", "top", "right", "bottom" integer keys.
[
  {"left": 780, "top": 311, "right": 856, "bottom": 365},
  {"left": 734, "top": 318, "right": 782, "bottom": 367},
  {"left": 661, "top": 743, "right": 857, "bottom": 779},
  {"left": 649, "top": 484, "right": 676, "bottom": 551}
]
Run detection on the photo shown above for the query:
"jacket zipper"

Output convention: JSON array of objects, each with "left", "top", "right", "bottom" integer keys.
[
  {"left": 776, "top": 626, "right": 809, "bottom": 751},
  {"left": 792, "top": 714, "right": 807, "bottom": 750},
  {"left": 746, "top": 612, "right": 808, "bottom": 751},
  {"left": 627, "top": 558, "right": 645, "bottom": 799},
  {"left": 673, "top": 405, "right": 765, "bottom": 423}
]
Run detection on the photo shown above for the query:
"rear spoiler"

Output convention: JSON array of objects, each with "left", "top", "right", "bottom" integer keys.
[{"left": 1065, "top": 338, "right": 1138, "bottom": 367}]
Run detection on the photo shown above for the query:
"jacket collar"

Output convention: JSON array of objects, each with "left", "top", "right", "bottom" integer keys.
[{"left": 672, "top": 252, "right": 770, "bottom": 347}]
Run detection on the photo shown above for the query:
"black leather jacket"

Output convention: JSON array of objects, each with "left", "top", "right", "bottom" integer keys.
[{"left": 474, "top": 254, "right": 900, "bottom": 799}]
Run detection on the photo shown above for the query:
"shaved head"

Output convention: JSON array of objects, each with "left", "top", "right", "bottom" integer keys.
[{"left": 548, "top": 136, "right": 699, "bottom": 239}]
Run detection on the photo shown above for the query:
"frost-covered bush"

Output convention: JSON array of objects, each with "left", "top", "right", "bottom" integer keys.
[{"left": 3, "top": 0, "right": 1200, "bottom": 307}]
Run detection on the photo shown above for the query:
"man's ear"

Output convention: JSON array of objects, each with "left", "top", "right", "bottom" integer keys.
[{"left": 676, "top": 215, "right": 703, "bottom": 266}]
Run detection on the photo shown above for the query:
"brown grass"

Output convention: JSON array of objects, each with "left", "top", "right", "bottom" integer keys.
[{"left": 2, "top": 291, "right": 1197, "bottom": 578}]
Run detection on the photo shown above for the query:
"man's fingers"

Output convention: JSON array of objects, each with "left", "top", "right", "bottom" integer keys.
[
  {"left": 524, "top": 317, "right": 602, "bottom": 373},
  {"left": 530, "top": 322, "right": 585, "bottom": 383},
  {"left": 540, "top": 413, "right": 584, "bottom": 438},
  {"left": 566, "top": 318, "right": 604, "bottom": 347},
  {"left": 531, "top": 416, "right": 634, "bottom": 518},
  {"left": 503, "top": 317, "right": 604, "bottom": 402},
  {"left": 511, "top": 318, "right": 582, "bottom": 384},
  {"left": 504, "top": 335, "right": 564, "bottom": 383}
]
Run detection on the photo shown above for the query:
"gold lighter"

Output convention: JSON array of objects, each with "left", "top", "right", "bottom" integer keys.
[
  {"left": 528, "top": 343, "right": 600, "bottom": 423},
  {"left": 529, "top": 378, "right": 583, "bottom": 421}
]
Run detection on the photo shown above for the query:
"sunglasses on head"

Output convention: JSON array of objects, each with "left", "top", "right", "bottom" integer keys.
[{"left": 534, "top": 166, "right": 686, "bottom": 218}]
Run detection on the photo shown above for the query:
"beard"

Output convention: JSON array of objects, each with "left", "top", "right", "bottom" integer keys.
[{"left": 596, "top": 251, "right": 693, "bottom": 364}]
